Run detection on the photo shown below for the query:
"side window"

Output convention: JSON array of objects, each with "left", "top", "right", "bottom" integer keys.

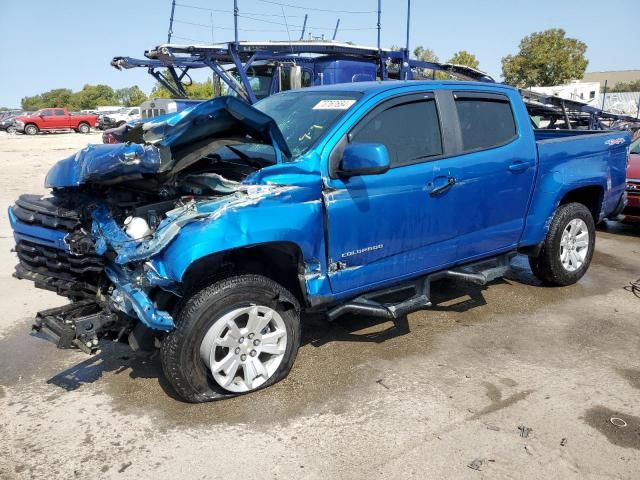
[
  {"left": 54, "top": 109, "right": 65, "bottom": 116},
  {"left": 454, "top": 94, "right": 516, "bottom": 151},
  {"left": 41, "top": 109, "right": 53, "bottom": 117},
  {"left": 301, "top": 70, "right": 312, "bottom": 88},
  {"left": 350, "top": 99, "right": 442, "bottom": 167}
]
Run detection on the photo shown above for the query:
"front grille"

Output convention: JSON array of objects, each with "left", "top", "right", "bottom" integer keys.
[
  {"left": 13, "top": 194, "right": 81, "bottom": 232},
  {"left": 14, "top": 240, "right": 104, "bottom": 298}
]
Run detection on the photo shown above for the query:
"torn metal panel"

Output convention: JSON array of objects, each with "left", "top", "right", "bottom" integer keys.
[
  {"left": 105, "top": 264, "right": 175, "bottom": 331},
  {"left": 45, "top": 143, "right": 163, "bottom": 188}
]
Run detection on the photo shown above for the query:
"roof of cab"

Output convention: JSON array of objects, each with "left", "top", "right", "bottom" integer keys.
[{"left": 291, "top": 80, "right": 516, "bottom": 96}]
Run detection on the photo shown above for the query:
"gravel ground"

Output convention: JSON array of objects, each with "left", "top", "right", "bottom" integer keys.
[{"left": 0, "top": 131, "right": 639, "bottom": 479}]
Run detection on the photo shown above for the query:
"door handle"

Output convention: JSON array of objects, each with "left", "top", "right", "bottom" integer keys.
[
  {"left": 508, "top": 160, "right": 531, "bottom": 173},
  {"left": 430, "top": 176, "right": 456, "bottom": 196}
]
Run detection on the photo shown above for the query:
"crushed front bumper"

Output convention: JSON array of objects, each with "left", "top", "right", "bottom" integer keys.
[{"left": 9, "top": 197, "right": 177, "bottom": 351}]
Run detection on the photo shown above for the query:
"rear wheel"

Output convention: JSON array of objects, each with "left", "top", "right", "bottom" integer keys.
[
  {"left": 529, "top": 202, "right": 595, "bottom": 285},
  {"left": 77, "top": 122, "right": 90, "bottom": 134},
  {"left": 160, "top": 274, "right": 301, "bottom": 402},
  {"left": 24, "top": 124, "right": 38, "bottom": 135}
]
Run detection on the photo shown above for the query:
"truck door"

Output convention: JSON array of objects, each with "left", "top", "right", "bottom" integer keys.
[
  {"left": 53, "top": 108, "right": 69, "bottom": 128},
  {"left": 431, "top": 91, "right": 536, "bottom": 260},
  {"left": 38, "top": 109, "right": 56, "bottom": 129},
  {"left": 324, "top": 93, "right": 458, "bottom": 295}
]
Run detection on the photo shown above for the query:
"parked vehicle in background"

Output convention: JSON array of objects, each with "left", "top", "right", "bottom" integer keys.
[
  {"left": 96, "top": 109, "right": 123, "bottom": 130},
  {"left": 621, "top": 137, "right": 640, "bottom": 222},
  {"left": 98, "top": 107, "right": 141, "bottom": 130},
  {"left": 0, "top": 115, "right": 19, "bottom": 133},
  {"left": 13, "top": 108, "right": 97, "bottom": 135},
  {"left": 139, "top": 98, "right": 203, "bottom": 119},
  {"left": 9, "top": 82, "right": 629, "bottom": 402}
]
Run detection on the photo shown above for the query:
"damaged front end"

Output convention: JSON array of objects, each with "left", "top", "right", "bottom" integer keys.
[{"left": 9, "top": 96, "right": 298, "bottom": 353}]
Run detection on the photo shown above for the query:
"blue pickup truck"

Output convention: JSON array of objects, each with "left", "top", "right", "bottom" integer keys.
[{"left": 9, "top": 81, "right": 629, "bottom": 402}]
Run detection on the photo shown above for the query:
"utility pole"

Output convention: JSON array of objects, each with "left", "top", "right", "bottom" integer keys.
[
  {"left": 377, "top": 0, "right": 381, "bottom": 52},
  {"left": 405, "top": 0, "right": 411, "bottom": 54},
  {"left": 601, "top": 79, "right": 608, "bottom": 112},
  {"left": 299, "top": 14, "right": 308, "bottom": 40},
  {"left": 167, "top": 0, "right": 176, "bottom": 43},
  {"left": 332, "top": 19, "right": 340, "bottom": 40},
  {"left": 234, "top": 0, "right": 239, "bottom": 47}
]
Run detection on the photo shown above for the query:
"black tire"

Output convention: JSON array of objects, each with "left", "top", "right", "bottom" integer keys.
[
  {"left": 24, "top": 124, "right": 38, "bottom": 135},
  {"left": 160, "top": 274, "right": 301, "bottom": 403},
  {"left": 77, "top": 122, "right": 90, "bottom": 133},
  {"left": 6, "top": 125, "right": 16, "bottom": 134},
  {"left": 528, "top": 202, "right": 596, "bottom": 286}
]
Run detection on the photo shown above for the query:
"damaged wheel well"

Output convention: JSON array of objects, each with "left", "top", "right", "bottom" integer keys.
[
  {"left": 559, "top": 185, "right": 603, "bottom": 221},
  {"left": 182, "top": 242, "right": 307, "bottom": 307}
]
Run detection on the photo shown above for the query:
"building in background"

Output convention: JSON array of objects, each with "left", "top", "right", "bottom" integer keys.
[
  {"left": 530, "top": 81, "right": 601, "bottom": 106},
  {"left": 582, "top": 70, "right": 640, "bottom": 89}
]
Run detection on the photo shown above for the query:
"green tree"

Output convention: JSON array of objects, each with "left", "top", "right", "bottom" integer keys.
[
  {"left": 115, "top": 86, "right": 148, "bottom": 106},
  {"left": 150, "top": 77, "right": 215, "bottom": 100},
  {"left": 448, "top": 50, "right": 480, "bottom": 69},
  {"left": 21, "top": 88, "right": 74, "bottom": 110},
  {"left": 608, "top": 80, "right": 640, "bottom": 93},
  {"left": 502, "top": 28, "right": 588, "bottom": 87},
  {"left": 413, "top": 46, "right": 439, "bottom": 63},
  {"left": 72, "top": 84, "right": 118, "bottom": 109}
]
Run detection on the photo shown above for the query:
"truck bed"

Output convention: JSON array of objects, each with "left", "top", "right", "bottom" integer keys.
[{"left": 531, "top": 128, "right": 628, "bottom": 226}]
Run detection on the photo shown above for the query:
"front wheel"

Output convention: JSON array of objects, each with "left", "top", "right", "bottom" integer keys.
[
  {"left": 77, "top": 122, "right": 90, "bottom": 134},
  {"left": 160, "top": 274, "right": 301, "bottom": 402},
  {"left": 529, "top": 202, "right": 595, "bottom": 286},
  {"left": 24, "top": 124, "right": 38, "bottom": 135},
  {"left": 6, "top": 126, "right": 16, "bottom": 134}
]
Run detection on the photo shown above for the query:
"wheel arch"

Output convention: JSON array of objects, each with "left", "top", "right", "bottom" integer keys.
[
  {"left": 558, "top": 184, "right": 604, "bottom": 221},
  {"left": 24, "top": 122, "right": 39, "bottom": 133},
  {"left": 181, "top": 241, "right": 308, "bottom": 307}
]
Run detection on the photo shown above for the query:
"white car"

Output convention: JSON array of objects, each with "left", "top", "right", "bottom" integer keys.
[{"left": 100, "top": 107, "right": 141, "bottom": 129}]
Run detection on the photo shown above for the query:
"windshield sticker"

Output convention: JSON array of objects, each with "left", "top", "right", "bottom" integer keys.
[{"left": 312, "top": 99, "right": 356, "bottom": 110}]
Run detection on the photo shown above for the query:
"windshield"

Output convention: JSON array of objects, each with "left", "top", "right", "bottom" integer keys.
[
  {"left": 230, "top": 66, "right": 275, "bottom": 100},
  {"left": 253, "top": 90, "right": 362, "bottom": 159},
  {"left": 631, "top": 138, "right": 640, "bottom": 154}
]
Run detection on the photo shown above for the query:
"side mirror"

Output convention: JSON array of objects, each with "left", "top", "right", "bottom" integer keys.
[{"left": 338, "top": 143, "right": 390, "bottom": 177}]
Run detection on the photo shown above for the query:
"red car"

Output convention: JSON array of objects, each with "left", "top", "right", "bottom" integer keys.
[
  {"left": 13, "top": 108, "right": 97, "bottom": 135},
  {"left": 622, "top": 137, "right": 640, "bottom": 222}
]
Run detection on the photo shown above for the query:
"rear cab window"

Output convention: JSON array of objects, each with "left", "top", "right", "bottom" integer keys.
[{"left": 453, "top": 92, "right": 517, "bottom": 152}]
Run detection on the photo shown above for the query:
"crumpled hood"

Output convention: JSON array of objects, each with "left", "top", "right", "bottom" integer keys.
[
  {"left": 45, "top": 96, "right": 291, "bottom": 189},
  {"left": 45, "top": 143, "right": 162, "bottom": 188}
]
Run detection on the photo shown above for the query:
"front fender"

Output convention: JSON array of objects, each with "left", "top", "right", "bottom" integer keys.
[{"left": 149, "top": 185, "right": 331, "bottom": 298}]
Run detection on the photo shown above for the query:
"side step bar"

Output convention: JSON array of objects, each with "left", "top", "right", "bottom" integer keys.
[
  {"left": 33, "top": 300, "right": 118, "bottom": 354},
  {"left": 327, "top": 253, "right": 514, "bottom": 322}
]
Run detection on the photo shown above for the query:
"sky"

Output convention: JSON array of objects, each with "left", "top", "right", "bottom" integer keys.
[{"left": 0, "top": 0, "right": 638, "bottom": 108}]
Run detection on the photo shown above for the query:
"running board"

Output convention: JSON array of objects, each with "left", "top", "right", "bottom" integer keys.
[{"left": 326, "top": 253, "right": 515, "bottom": 322}]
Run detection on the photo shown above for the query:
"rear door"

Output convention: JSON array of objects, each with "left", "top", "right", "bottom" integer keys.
[
  {"left": 433, "top": 91, "right": 536, "bottom": 260},
  {"left": 53, "top": 108, "right": 70, "bottom": 128},
  {"left": 324, "top": 92, "right": 459, "bottom": 295}
]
